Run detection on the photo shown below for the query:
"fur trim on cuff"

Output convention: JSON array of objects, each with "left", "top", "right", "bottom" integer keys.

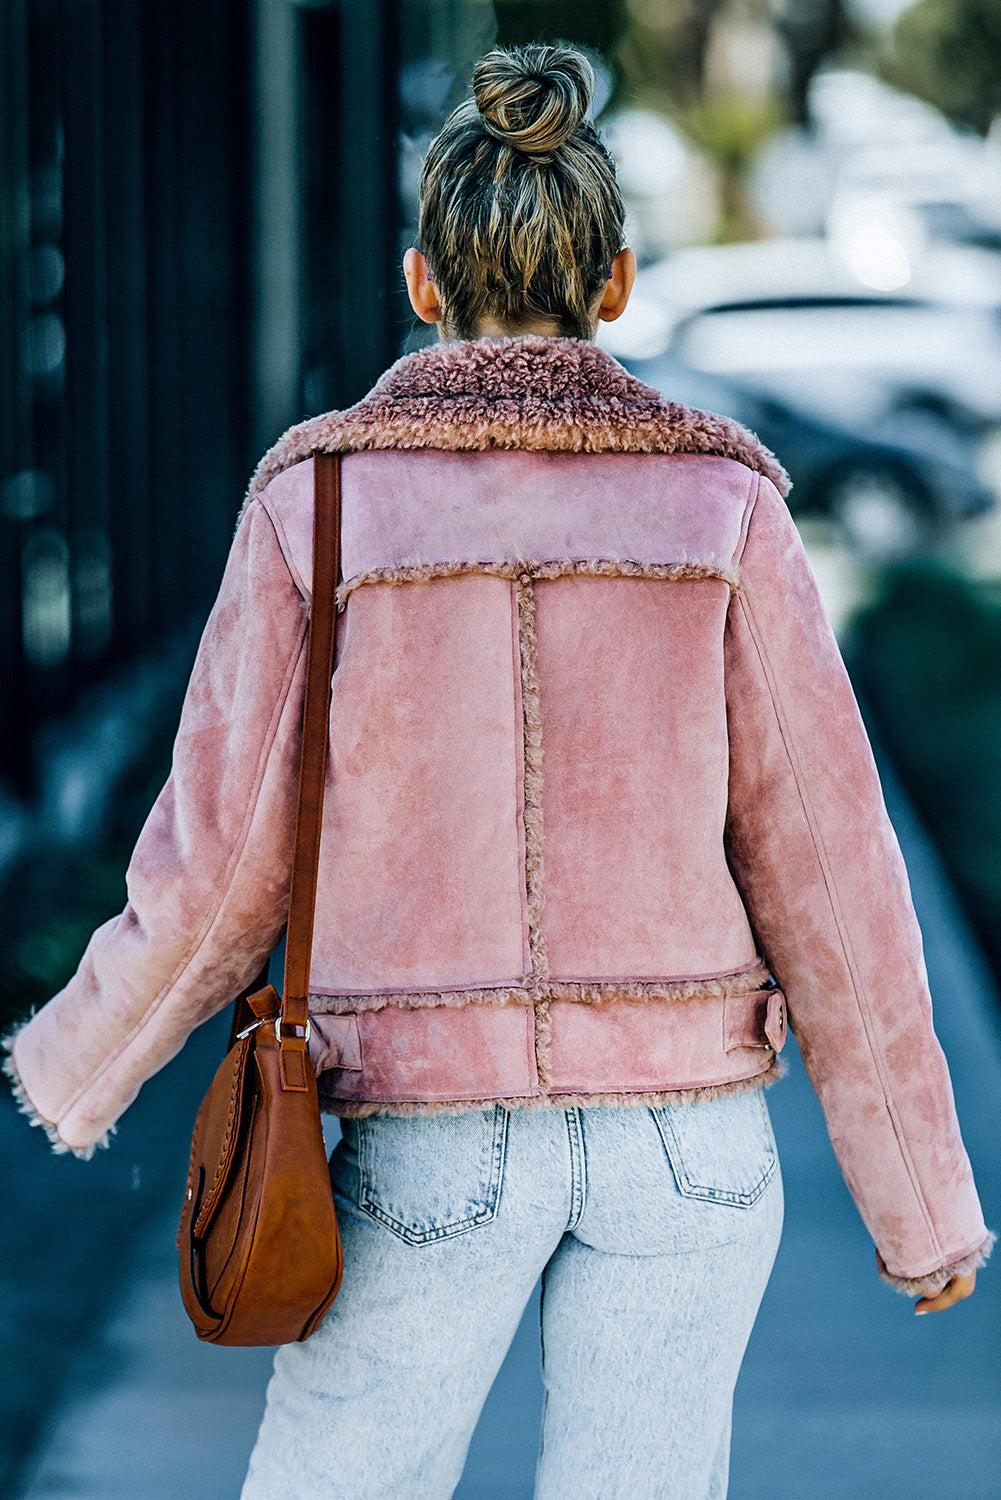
[
  {"left": 1, "top": 1024, "right": 114, "bottom": 1161},
  {"left": 878, "top": 1231, "right": 996, "bottom": 1296}
]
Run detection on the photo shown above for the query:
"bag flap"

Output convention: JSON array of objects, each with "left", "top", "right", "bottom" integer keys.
[{"left": 191, "top": 1036, "right": 253, "bottom": 1239}]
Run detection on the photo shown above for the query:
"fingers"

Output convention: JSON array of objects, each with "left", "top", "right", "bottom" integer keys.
[{"left": 914, "top": 1271, "right": 977, "bottom": 1315}]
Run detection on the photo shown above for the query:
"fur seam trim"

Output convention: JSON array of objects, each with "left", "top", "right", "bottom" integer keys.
[
  {"left": 336, "top": 557, "right": 739, "bottom": 610},
  {"left": 878, "top": 1230, "right": 996, "bottom": 1296},
  {"left": 533, "top": 1000, "right": 553, "bottom": 1089},
  {"left": 243, "top": 337, "right": 791, "bottom": 510},
  {"left": 517, "top": 575, "right": 548, "bottom": 985},
  {"left": 320, "top": 1055, "right": 784, "bottom": 1117},
  {"left": 1, "top": 1025, "right": 115, "bottom": 1161},
  {"left": 306, "top": 960, "right": 774, "bottom": 1016}
]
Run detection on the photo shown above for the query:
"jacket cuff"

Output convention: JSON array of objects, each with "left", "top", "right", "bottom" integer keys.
[
  {"left": 878, "top": 1231, "right": 996, "bottom": 1296},
  {"left": 1, "top": 1022, "right": 114, "bottom": 1161}
]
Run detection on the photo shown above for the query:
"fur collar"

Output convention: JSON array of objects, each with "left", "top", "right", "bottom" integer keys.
[{"left": 246, "top": 336, "right": 790, "bottom": 505}]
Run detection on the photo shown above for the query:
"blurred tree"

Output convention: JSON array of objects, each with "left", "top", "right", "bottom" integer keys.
[
  {"left": 614, "top": 1, "right": 855, "bottom": 242},
  {"left": 617, "top": 0, "right": 728, "bottom": 112},
  {"left": 883, "top": 0, "right": 1001, "bottom": 136},
  {"left": 494, "top": 0, "right": 630, "bottom": 57},
  {"left": 772, "top": 0, "right": 859, "bottom": 125},
  {"left": 682, "top": 90, "right": 782, "bottom": 239}
]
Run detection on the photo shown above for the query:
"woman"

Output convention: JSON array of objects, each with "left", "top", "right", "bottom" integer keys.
[{"left": 4, "top": 45, "right": 992, "bottom": 1500}]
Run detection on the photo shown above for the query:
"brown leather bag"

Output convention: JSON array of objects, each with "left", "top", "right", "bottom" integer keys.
[{"left": 178, "top": 451, "right": 344, "bottom": 1345}]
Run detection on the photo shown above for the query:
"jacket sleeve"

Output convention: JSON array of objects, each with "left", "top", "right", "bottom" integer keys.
[
  {"left": 724, "top": 473, "right": 992, "bottom": 1292},
  {"left": 3, "top": 495, "right": 309, "bottom": 1157}
]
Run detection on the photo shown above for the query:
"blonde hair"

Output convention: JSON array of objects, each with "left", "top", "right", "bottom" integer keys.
[{"left": 418, "top": 45, "right": 625, "bottom": 341}]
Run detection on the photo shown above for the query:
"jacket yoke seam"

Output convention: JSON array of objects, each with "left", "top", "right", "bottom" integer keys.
[
  {"left": 260, "top": 481, "right": 310, "bottom": 602},
  {"left": 734, "top": 468, "right": 760, "bottom": 567},
  {"left": 737, "top": 585, "right": 943, "bottom": 1257},
  {"left": 54, "top": 513, "right": 309, "bottom": 1127}
]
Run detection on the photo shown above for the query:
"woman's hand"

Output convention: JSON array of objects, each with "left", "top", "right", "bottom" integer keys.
[{"left": 914, "top": 1271, "right": 976, "bottom": 1315}]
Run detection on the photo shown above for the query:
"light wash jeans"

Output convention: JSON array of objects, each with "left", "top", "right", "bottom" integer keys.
[{"left": 242, "top": 1089, "right": 783, "bottom": 1500}]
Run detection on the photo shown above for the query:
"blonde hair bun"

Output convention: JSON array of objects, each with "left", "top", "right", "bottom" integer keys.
[{"left": 473, "top": 45, "right": 594, "bottom": 156}]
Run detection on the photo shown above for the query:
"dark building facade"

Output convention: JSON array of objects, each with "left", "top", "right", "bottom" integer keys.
[{"left": 0, "top": 0, "right": 408, "bottom": 796}]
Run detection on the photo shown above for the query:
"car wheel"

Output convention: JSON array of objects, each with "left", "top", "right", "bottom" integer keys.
[{"left": 823, "top": 467, "right": 932, "bottom": 564}]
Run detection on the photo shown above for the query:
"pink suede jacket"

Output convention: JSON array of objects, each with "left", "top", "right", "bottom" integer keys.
[{"left": 4, "top": 337, "right": 991, "bottom": 1292}]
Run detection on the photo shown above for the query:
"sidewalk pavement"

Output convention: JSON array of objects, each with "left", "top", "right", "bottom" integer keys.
[{"left": 8, "top": 759, "right": 1001, "bottom": 1500}]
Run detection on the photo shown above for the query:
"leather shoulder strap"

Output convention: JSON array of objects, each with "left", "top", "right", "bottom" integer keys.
[{"left": 279, "top": 451, "right": 341, "bottom": 1089}]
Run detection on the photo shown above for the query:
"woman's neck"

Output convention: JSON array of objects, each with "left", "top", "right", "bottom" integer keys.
[{"left": 441, "top": 317, "right": 594, "bottom": 342}]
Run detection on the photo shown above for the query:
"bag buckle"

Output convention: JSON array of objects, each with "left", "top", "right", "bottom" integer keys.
[
  {"left": 275, "top": 1016, "right": 311, "bottom": 1046},
  {"left": 236, "top": 1016, "right": 312, "bottom": 1044}
]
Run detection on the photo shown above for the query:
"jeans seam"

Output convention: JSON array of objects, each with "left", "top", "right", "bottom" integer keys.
[
  {"left": 565, "top": 1108, "right": 586, "bottom": 1231},
  {"left": 535, "top": 1274, "right": 549, "bottom": 1500}
]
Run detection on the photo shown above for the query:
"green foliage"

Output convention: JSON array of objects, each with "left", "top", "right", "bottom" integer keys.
[
  {"left": 682, "top": 91, "right": 785, "bottom": 176},
  {"left": 0, "top": 849, "right": 131, "bottom": 1025},
  {"left": 493, "top": 0, "right": 630, "bottom": 55},
  {"left": 616, "top": 0, "right": 726, "bottom": 114},
  {"left": 683, "top": 90, "right": 785, "bottom": 240},
  {"left": 850, "top": 563, "right": 1001, "bottom": 976},
  {"left": 883, "top": 0, "right": 1001, "bottom": 136}
]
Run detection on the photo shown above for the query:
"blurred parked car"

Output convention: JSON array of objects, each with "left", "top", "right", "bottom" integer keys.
[
  {"left": 752, "top": 69, "right": 1001, "bottom": 250},
  {"left": 625, "top": 352, "right": 994, "bottom": 564},
  {"left": 601, "top": 241, "right": 1001, "bottom": 437},
  {"left": 599, "top": 239, "right": 1001, "bottom": 548}
]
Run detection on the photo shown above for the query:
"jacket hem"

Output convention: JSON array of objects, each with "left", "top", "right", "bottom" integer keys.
[
  {"left": 1, "top": 1023, "right": 114, "bottom": 1160},
  {"left": 878, "top": 1230, "right": 996, "bottom": 1296},
  {"left": 322, "top": 1053, "right": 784, "bottom": 1118}
]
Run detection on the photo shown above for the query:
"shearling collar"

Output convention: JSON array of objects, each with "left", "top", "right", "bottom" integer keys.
[{"left": 246, "top": 336, "right": 790, "bottom": 506}]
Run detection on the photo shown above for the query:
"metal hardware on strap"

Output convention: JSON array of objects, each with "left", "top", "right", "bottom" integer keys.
[
  {"left": 275, "top": 1017, "right": 311, "bottom": 1045},
  {"left": 235, "top": 1017, "right": 313, "bottom": 1045}
]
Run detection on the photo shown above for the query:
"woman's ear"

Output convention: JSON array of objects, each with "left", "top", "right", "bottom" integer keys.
[
  {"left": 596, "top": 248, "right": 637, "bottom": 324},
  {"left": 403, "top": 249, "right": 442, "bottom": 324}
]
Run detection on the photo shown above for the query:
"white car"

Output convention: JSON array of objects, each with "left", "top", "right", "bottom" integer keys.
[{"left": 599, "top": 238, "right": 1001, "bottom": 437}]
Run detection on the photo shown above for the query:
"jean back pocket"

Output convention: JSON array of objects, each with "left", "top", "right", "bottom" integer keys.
[
  {"left": 652, "top": 1088, "right": 777, "bottom": 1208},
  {"left": 353, "top": 1105, "right": 509, "bottom": 1245}
]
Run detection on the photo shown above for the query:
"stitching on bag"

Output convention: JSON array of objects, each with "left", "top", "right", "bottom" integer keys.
[{"left": 194, "top": 1042, "right": 249, "bottom": 1237}]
